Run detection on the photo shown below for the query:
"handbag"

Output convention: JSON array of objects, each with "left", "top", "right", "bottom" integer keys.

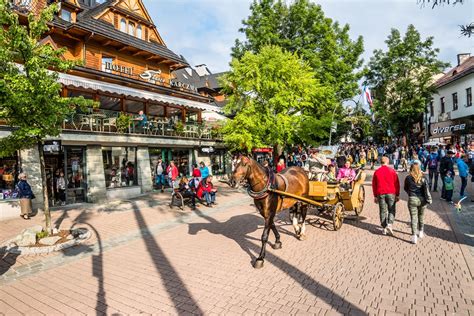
[{"left": 421, "top": 178, "right": 432, "bottom": 205}]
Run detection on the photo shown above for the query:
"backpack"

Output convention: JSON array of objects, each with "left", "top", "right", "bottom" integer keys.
[{"left": 428, "top": 156, "right": 438, "bottom": 169}]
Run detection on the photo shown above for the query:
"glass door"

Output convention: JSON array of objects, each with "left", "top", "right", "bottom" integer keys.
[{"left": 65, "top": 147, "right": 87, "bottom": 204}]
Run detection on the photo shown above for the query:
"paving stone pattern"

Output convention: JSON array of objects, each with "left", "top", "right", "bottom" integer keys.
[{"left": 0, "top": 171, "right": 473, "bottom": 315}]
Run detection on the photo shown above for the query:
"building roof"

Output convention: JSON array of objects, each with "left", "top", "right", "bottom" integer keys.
[
  {"left": 435, "top": 56, "right": 474, "bottom": 88},
  {"left": 172, "top": 68, "right": 226, "bottom": 91}
]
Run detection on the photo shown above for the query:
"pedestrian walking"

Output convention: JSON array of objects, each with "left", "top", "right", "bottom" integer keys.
[
  {"left": 154, "top": 158, "right": 166, "bottom": 193},
  {"left": 439, "top": 150, "right": 455, "bottom": 200},
  {"left": 468, "top": 141, "right": 474, "bottom": 202},
  {"left": 457, "top": 155, "right": 469, "bottom": 199},
  {"left": 56, "top": 171, "right": 67, "bottom": 206},
  {"left": 199, "top": 161, "right": 210, "bottom": 180},
  {"left": 276, "top": 158, "right": 286, "bottom": 173},
  {"left": 16, "top": 173, "right": 35, "bottom": 220},
  {"left": 404, "top": 161, "right": 432, "bottom": 244},
  {"left": 392, "top": 148, "right": 399, "bottom": 171},
  {"left": 426, "top": 148, "right": 440, "bottom": 191},
  {"left": 372, "top": 156, "right": 400, "bottom": 235},
  {"left": 166, "top": 160, "right": 179, "bottom": 191},
  {"left": 443, "top": 171, "right": 455, "bottom": 203}
]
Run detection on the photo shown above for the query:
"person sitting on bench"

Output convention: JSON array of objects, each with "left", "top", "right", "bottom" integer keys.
[{"left": 178, "top": 177, "right": 197, "bottom": 210}]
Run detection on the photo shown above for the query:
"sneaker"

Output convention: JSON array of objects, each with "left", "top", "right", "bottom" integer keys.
[
  {"left": 418, "top": 231, "right": 424, "bottom": 239},
  {"left": 440, "top": 197, "right": 446, "bottom": 200},
  {"left": 382, "top": 228, "right": 387, "bottom": 235},
  {"left": 386, "top": 224, "right": 394, "bottom": 236},
  {"left": 411, "top": 235, "right": 418, "bottom": 244}
]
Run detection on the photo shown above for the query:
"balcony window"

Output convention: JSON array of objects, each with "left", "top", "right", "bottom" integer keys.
[
  {"left": 452, "top": 93, "right": 458, "bottom": 111},
  {"left": 61, "top": 9, "right": 72, "bottom": 22},
  {"left": 120, "top": 18, "right": 126, "bottom": 33},
  {"left": 136, "top": 25, "right": 142, "bottom": 39},
  {"left": 128, "top": 22, "right": 135, "bottom": 36},
  {"left": 99, "top": 95, "right": 121, "bottom": 112},
  {"left": 148, "top": 104, "right": 165, "bottom": 118},
  {"left": 101, "top": 56, "right": 114, "bottom": 73},
  {"left": 467, "top": 87, "right": 472, "bottom": 107},
  {"left": 440, "top": 97, "right": 445, "bottom": 114},
  {"left": 124, "top": 99, "right": 144, "bottom": 114}
]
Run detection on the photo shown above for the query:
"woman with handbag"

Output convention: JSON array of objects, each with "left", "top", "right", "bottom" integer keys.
[
  {"left": 17, "top": 173, "right": 35, "bottom": 220},
  {"left": 404, "top": 161, "right": 432, "bottom": 244}
]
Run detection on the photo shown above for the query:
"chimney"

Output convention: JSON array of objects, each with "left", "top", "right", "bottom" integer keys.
[
  {"left": 195, "top": 64, "right": 211, "bottom": 77},
  {"left": 457, "top": 53, "right": 471, "bottom": 66}
]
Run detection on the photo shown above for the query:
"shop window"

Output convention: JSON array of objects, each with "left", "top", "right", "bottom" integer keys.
[
  {"left": 101, "top": 56, "right": 114, "bottom": 73},
  {"left": 128, "top": 22, "right": 135, "bottom": 36},
  {"left": 120, "top": 18, "right": 126, "bottom": 33},
  {"left": 136, "top": 25, "right": 142, "bottom": 39},
  {"left": 452, "top": 93, "right": 458, "bottom": 111},
  {"left": 440, "top": 97, "right": 445, "bottom": 114},
  {"left": 167, "top": 107, "right": 183, "bottom": 124},
  {"left": 99, "top": 95, "right": 121, "bottom": 112},
  {"left": 61, "top": 9, "right": 72, "bottom": 22},
  {"left": 467, "top": 87, "right": 472, "bottom": 107},
  {"left": 148, "top": 104, "right": 165, "bottom": 118},
  {"left": 0, "top": 154, "right": 20, "bottom": 200},
  {"left": 124, "top": 99, "right": 144, "bottom": 114},
  {"left": 102, "top": 147, "right": 137, "bottom": 188}
]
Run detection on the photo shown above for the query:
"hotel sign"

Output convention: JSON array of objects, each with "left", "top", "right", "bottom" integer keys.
[
  {"left": 104, "top": 62, "right": 133, "bottom": 75},
  {"left": 170, "top": 80, "right": 198, "bottom": 93},
  {"left": 139, "top": 70, "right": 198, "bottom": 93}
]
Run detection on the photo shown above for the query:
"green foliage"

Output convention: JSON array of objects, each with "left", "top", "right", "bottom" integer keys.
[
  {"left": 0, "top": 0, "right": 96, "bottom": 157},
  {"left": 233, "top": 0, "right": 364, "bottom": 103},
  {"left": 221, "top": 45, "right": 322, "bottom": 152},
  {"left": 36, "top": 231, "right": 48, "bottom": 239},
  {"left": 175, "top": 121, "right": 184, "bottom": 134},
  {"left": 116, "top": 113, "right": 131, "bottom": 133},
  {"left": 364, "top": 25, "right": 449, "bottom": 139}
]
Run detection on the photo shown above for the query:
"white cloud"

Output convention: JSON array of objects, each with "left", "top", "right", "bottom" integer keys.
[{"left": 143, "top": 0, "right": 473, "bottom": 72}]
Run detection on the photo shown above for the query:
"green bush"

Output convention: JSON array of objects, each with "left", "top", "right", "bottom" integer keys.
[
  {"left": 36, "top": 231, "right": 49, "bottom": 239},
  {"left": 116, "top": 113, "right": 131, "bottom": 133}
]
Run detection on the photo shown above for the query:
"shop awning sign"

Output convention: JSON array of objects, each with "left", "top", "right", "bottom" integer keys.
[
  {"left": 429, "top": 117, "right": 474, "bottom": 138},
  {"left": 43, "top": 140, "right": 61, "bottom": 153},
  {"left": 201, "top": 146, "right": 214, "bottom": 153}
]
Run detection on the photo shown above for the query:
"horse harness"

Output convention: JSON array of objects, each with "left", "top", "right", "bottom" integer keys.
[{"left": 247, "top": 167, "right": 289, "bottom": 200}]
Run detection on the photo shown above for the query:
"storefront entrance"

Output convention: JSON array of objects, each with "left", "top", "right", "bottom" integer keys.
[{"left": 44, "top": 146, "right": 87, "bottom": 206}]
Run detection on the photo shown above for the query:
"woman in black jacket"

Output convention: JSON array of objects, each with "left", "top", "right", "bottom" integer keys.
[
  {"left": 404, "top": 162, "right": 432, "bottom": 244},
  {"left": 17, "top": 173, "right": 34, "bottom": 220}
]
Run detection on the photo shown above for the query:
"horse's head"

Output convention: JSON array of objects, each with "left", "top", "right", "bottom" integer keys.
[{"left": 230, "top": 155, "right": 252, "bottom": 188}]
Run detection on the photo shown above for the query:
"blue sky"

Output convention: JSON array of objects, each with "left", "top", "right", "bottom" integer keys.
[{"left": 143, "top": 0, "right": 473, "bottom": 73}]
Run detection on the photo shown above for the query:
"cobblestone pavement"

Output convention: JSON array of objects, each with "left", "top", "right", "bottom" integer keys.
[{"left": 0, "top": 171, "right": 473, "bottom": 315}]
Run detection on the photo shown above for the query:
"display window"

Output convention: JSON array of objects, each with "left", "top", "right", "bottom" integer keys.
[
  {"left": 0, "top": 153, "right": 20, "bottom": 200},
  {"left": 102, "top": 147, "right": 138, "bottom": 188}
]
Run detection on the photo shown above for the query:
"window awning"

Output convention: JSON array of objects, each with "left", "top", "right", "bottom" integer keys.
[{"left": 58, "top": 73, "right": 224, "bottom": 113}]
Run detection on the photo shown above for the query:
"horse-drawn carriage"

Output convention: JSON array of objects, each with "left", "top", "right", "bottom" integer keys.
[{"left": 268, "top": 169, "right": 366, "bottom": 231}]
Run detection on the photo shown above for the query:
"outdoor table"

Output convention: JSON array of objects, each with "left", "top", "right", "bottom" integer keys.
[{"left": 89, "top": 113, "right": 106, "bottom": 131}]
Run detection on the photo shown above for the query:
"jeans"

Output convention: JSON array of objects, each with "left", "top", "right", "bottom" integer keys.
[
  {"left": 446, "top": 189, "right": 453, "bottom": 202},
  {"left": 408, "top": 196, "right": 426, "bottom": 235},
  {"left": 378, "top": 194, "right": 396, "bottom": 228},
  {"left": 203, "top": 191, "right": 216, "bottom": 204},
  {"left": 394, "top": 159, "right": 399, "bottom": 171},
  {"left": 460, "top": 176, "right": 467, "bottom": 197},
  {"left": 155, "top": 174, "right": 165, "bottom": 187},
  {"left": 440, "top": 173, "right": 447, "bottom": 199},
  {"left": 428, "top": 169, "right": 439, "bottom": 191}
]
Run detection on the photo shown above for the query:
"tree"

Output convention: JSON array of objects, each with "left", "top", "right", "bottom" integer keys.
[
  {"left": 221, "top": 45, "right": 325, "bottom": 153},
  {"left": 0, "top": 0, "right": 94, "bottom": 232},
  {"left": 233, "top": 0, "right": 364, "bottom": 103},
  {"left": 364, "top": 25, "right": 449, "bottom": 143}
]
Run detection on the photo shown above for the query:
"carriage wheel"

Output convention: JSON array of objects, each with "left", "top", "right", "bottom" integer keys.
[
  {"left": 354, "top": 185, "right": 365, "bottom": 216},
  {"left": 332, "top": 202, "right": 344, "bottom": 231}
]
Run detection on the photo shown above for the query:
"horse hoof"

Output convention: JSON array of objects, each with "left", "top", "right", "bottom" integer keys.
[
  {"left": 253, "top": 259, "right": 264, "bottom": 269},
  {"left": 272, "top": 242, "right": 282, "bottom": 250},
  {"left": 298, "top": 234, "right": 307, "bottom": 241}
]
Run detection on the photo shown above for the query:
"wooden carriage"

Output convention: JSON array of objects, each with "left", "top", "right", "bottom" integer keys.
[{"left": 270, "top": 170, "right": 366, "bottom": 230}]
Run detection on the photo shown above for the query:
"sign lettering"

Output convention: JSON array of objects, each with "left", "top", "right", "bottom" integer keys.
[
  {"left": 105, "top": 62, "right": 133, "bottom": 75},
  {"left": 432, "top": 123, "right": 466, "bottom": 135},
  {"left": 170, "top": 79, "right": 198, "bottom": 93},
  {"left": 140, "top": 70, "right": 165, "bottom": 84}
]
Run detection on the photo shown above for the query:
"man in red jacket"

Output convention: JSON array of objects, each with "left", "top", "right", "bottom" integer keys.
[{"left": 372, "top": 156, "right": 400, "bottom": 235}]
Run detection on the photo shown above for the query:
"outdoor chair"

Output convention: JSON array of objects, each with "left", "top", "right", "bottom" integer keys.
[
  {"left": 184, "top": 125, "right": 199, "bottom": 138},
  {"left": 102, "top": 117, "right": 117, "bottom": 132},
  {"left": 78, "top": 114, "right": 92, "bottom": 131},
  {"left": 62, "top": 113, "right": 77, "bottom": 130},
  {"left": 200, "top": 127, "right": 211, "bottom": 139}
]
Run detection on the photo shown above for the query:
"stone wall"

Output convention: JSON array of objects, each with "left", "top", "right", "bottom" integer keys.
[
  {"left": 137, "top": 147, "right": 153, "bottom": 193},
  {"left": 20, "top": 146, "right": 44, "bottom": 210},
  {"left": 86, "top": 145, "right": 107, "bottom": 203}
]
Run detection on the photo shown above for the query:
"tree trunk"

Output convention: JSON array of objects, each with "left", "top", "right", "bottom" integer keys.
[
  {"left": 273, "top": 144, "right": 283, "bottom": 166},
  {"left": 37, "top": 141, "right": 52, "bottom": 233}
]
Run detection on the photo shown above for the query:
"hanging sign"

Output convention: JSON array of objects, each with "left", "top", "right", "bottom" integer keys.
[
  {"left": 201, "top": 146, "right": 214, "bottom": 153},
  {"left": 43, "top": 140, "right": 61, "bottom": 153}
]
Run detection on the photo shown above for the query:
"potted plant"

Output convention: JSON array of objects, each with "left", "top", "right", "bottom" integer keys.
[
  {"left": 175, "top": 121, "right": 184, "bottom": 135},
  {"left": 116, "top": 113, "right": 131, "bottom": 133}
]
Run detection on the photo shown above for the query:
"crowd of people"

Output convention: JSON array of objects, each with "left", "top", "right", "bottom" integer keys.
[{"left": 153, "top": 159, "right": 218, "bottom": 209}]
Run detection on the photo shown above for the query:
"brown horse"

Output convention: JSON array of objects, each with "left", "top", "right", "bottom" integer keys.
[{"left": 231, "top": 156, "right": 309, "bottom": 268}]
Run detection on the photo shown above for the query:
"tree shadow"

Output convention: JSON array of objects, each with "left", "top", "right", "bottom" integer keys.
[
  {"left": 189, "top": 210, "right": 368, "bottom": 314},
  {"left": 0, "top": 247, "right": 19, "bottom": 276},
  {"left": 131, "top": 201, "right": 204, "bottom": 315}
]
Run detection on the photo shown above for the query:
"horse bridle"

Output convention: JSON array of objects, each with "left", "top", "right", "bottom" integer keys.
[{"left": 242, "top": 162, "right": 272, "bottom": 200}]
